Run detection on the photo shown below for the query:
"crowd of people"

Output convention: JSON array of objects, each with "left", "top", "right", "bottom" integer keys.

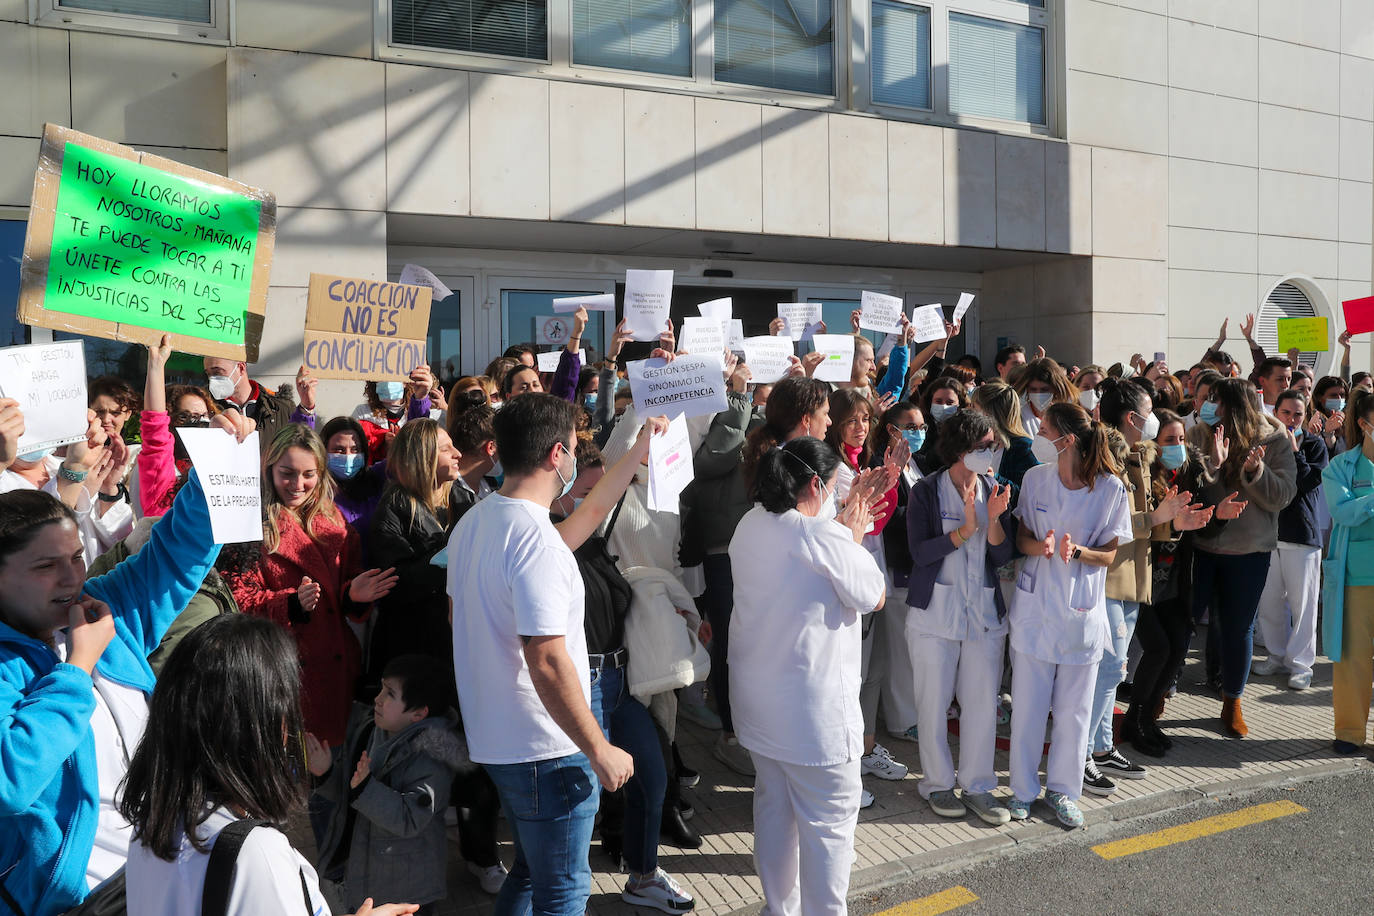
[{"left": 2, "top": 300, "right": 1374, "bottom": 916}]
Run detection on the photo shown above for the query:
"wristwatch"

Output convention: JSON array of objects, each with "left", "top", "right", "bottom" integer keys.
[
  {"left": 1071, "top": 546, "right": 1083, "bottom": 560},
  {"left": 98, "top": 483, "right": 129, "bottom": 503}
]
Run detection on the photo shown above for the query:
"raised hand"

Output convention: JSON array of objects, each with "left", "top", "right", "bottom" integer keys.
[
  {"left": 801, "top": 351, "right": 825, "bottom": 378},
  {"left": 1240, "top": 312, "right": 1256, "bottom": 341},
  {"left": 350, "top": 750, "right": 371, "bottom": 789},
  {"left": 349, "top": 899, "right": 420, "bottom": 916},
  {"left": 769, "top": 316, "right": 787, "bottom": 337},
  {"left": 296, "top": 365, "right": 319, "bottom": 411},
  {"left": 67, "top": 596, "right": 115, "bottom": 673},
  {"left": 0, "top": 398, "right": 24, "bottom": 468},
  {"left": 609, "top": 319, "right": 633, "bottom": 361},
  {"left": 874, "top": 392, "right": 897, "bottom": 415},
  {"left": 1152, "top": 486, "right": 1190, "bottom": 525},
  {"left": 659, "top": 319, "right": 676, "bottom": 355},
  {"left": 304, "top": 732, "right": 332, "bottom": 777},
  {"left": 349, "top": 567, "right": 399, "bottom": 603},
  {"left": 212, "top": 407, "right": 256, "bottom": 443},
  {"left": 838, "top": 489, "right": 874, "bottom": 543},
  {"left": 988, "top": 482, "right": 1012, "bottom": 520},
  {"left": 721, "top": 350, "right": 740, "bottom": 382},
  {"left": 1211, "top": 424, "right": 1230, "bottom": 467},
  {"left": 883, "top": 432, "right": 911, "bottom": 473},
  {"left": 1243, "top": 444, "right": 1266, "bottom": 475},
  {"left": 1173, "top": 502, "right": 1214, "bottom": 532},
  {"left": 1340, "top": 329, "right": 1354, "bottom": 350},
  {"left": 849, "top": 309, "right": 862, "bottom": 334},
  {"left": 297, "top": 576, "right": 321, "bottom": 613},
  {"left": 728, "top": 361, "right": 751, "bottom": 393},
  {"left": 785, "top": 355, "right": 805, "bottom": 378}
]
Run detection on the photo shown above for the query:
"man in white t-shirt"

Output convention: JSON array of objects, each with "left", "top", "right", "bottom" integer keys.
[
  {"left": 447, "top": 393, "right": 633, "bottom": 916},
  {"left": 1255, "top": 357, "right": 1292, "bottom": 415}
]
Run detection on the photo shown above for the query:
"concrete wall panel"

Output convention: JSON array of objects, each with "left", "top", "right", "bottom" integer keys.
[
  {"left": 266, "top": 206, "right": 387, "bottom": 287},
  {"left": 1166, "top": 0, "right": 1256, "bottom": 33},
  {"left": 1092, "top": 257, "right": 1168, "bottom": 315},
  {"left": 1258, "top": 0, "right": 1341, "bottom": 52},
  {"left": 1258, "top": 105, "right": 1341, "bottom": 178},
  {"left": 695, "top": 99, "right": 763, "bottom": 233},
  {"left": 1258, "top": 39, "right": 1341, "bottom": 116},
  {"left": 1342, "top": 0, "right": 1374, "bottom": 60},
  {"left": 1045, "top": 142, "right": 1092, "bottom": 255},
  {"left": 1068, "top": 0, "right": 1168, "bottom": 84},
  {"left": 828, "top": 114, "right": 888, "bottom": 241},
  {"left": 943, "top": 129, "right": 995, "bottom": 247},
  {"left": 1092, "top": 148, "right": 1167, "bottom": 260},
  {"left": 1168, "top": 269, "right": 1260, "bottom": 338},
  {"left": 1169, "top": 159, "right": 1257, "bottom": 233},
  {"left": 1340, "top": 118, "right": 1374, "bottom": 183},
  {"left": 0, "top": 22, "right": 69, "bottom": 138},
  {"left": 1168, "top": 19, "right": 1258, "bottom": 100},
  {"left": 1340, "top": 241, "right": 1373, "bottom": 282},
  {"left": 237, "top": 0, "right": 373, "bottom": 58},
  {"left": 762, "top": 108, "right": 829, "bottom": 238},
  {"left": 550, "top": 82, "right": 625, "bottom": 224},
  {"left": 470, "top": 75, "right": 550, "bottom": 220},
  {"left": 1168, "top": 89, "right": 1258, "bottom": 167},
  {"left": 1067, "top": 71, "right": 1168, "bottom": 155},
  {"left": 0, "top": 135, "right": 39, "bottom": 208},
  {"left": 887, "top": 120, "right": 944, "bottom": 244},
  {"left": 624, "top": 90, "right": 695, "bottom": 229},
  {"left": 1167, "top": 228, "right": 1258, "bottom": 275},
  {"left": 996, "top": 135, "right": 1046, "bottom": 251},
  {"left": 1339, "top": 180, "right": 1373, "bottom": 243},
  {"left": 1257, "top": 235, "right": 1339, "bottom": 280},
  {"left": 1342, "top": 56, "right": 1374, "bottom": 121},
  {"left": 1258, "top": 170, "right": 1340, "bottom": 240},
  {"left": 385, "top": 64, "right": 470, "bottom": 217}
]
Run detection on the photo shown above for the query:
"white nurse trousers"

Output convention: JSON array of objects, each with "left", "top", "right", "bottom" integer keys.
[
  {"left": 1255, "top": 543, "right": 1321, "bottom": 678},
  {"left": 908, "top": 632, "right": 1004, "bottom": 798},
  {"left": 881, "top": 587, "right": 919, "bottom": 734},
  {"left": 750, "top": 753, "right": 861, "bottom": 916},
  {"left": 1009, "top": 649, "right": 1098, "bottom": 802}
]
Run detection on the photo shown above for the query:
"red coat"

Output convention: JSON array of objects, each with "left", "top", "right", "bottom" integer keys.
[{"left": 224, "top": 508, "right": 365, "bottom": 744}]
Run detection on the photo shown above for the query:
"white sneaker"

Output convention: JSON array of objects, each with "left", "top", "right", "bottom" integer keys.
[
  {"left": 860, "top": 788, "right": 875, "bottom": 809},
  {"left": 623, "top": 868, "right": 695, "bottom": 913},
  {"left": 1251, "top": 655, "right": 1287, "bottom": 676},
  {"left": 468, "top": 861, "right": 508, "bottom": 895},
  {"left": 861, "top": 746, "right": 909, "bottom": 780},
  {"left": 1288, "top": 671, "right": 1313, "bottom": 690}
]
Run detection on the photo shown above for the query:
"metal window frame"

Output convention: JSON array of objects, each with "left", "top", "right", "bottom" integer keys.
[{"left": 31, "top": 0, "right": 231, "bottom": 44}]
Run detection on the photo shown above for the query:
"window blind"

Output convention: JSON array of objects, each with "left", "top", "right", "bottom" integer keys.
[
  {"left": 871, "top": 0, "right": 930, "bottom": 109},
  {"left": 59, "top": 0, "right": 211, "bottom": 23},
  {"left": 948, "top": 12, "right": 1044, "bottom": 124},
  {"left": 573, "top": 0, "right": 692, "bottom": 76},
  {"left": 714, "top": 0, "right": 834, "bottom": 95},
  {"left": 392, "top": 0, "right": 549, "bottom": 61}
]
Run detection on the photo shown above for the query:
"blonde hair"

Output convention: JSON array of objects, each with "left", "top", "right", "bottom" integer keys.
[
  {"left": 388, "top": 418, "right": 450, "bottom": 524},
  {"left": 262, "top": 425, "right": 338, "bottom": 554},
  {"left": 971, "top": 379, "right": 1028, "bottom": 446}
]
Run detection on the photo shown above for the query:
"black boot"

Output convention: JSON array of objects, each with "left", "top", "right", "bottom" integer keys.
[
  {"left": 1123, "top": 705, "right": 1166, "bottom": 758},
  {"left": 660, "top": 803, "right": 703, "bottom": 849}
]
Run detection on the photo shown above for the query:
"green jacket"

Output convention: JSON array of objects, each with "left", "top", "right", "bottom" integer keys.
[{"left": 682, "top": 391, "right": 764, "bottom": 559}]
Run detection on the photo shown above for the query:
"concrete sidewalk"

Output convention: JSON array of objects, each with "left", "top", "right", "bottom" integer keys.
[{"left": 427, "top": 646, "right": 1357, "bottom": 916}]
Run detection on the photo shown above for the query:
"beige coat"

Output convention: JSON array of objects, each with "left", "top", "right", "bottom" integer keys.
[{"left": 1105, "top": 436, "right": 1177, "bottom": 604}]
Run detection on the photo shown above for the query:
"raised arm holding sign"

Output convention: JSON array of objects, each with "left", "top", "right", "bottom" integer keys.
[
  {"left": 302, "top": 273, "right": 432, "bottom": 382},
  {"left": 626, "top": 353, "right": 728, "bottom": 420},
  {"left": 811, "top": 334, "right": 856, "bottom": 383},
  {"left": 910, "top": 304, "right": 947, "bottom": 343},
  {"left": 741, "top": 336, "right": 795, "bottom": 384}
]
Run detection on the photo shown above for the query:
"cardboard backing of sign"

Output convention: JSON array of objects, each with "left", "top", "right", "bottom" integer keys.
[
  {"left": 18, "top": 124, "right": 276, "bottom": 362},
  {"left": 303, "top": 273, "right": 432, "bottom": 381}
]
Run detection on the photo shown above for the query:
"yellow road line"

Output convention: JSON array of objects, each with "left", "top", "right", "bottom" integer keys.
[
  {"left": 1092, "top": 799, "right": 1306, "bottom": 861},
  {"left": 872, "top": 886, "right": 979, "bottom": 916}
]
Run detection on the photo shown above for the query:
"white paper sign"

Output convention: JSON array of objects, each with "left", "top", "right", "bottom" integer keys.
[
  {"left": 0, "top": 341, "right": 89, "bottom": 453},
  {"left": 625, "top": 269, "right": 674, "bottom": 341},
  {"left": 811, "top": 334, "right": 855, "bottom": 383},
  {"left": 536, "top": 315, "right": 572, "bottom": 345},
  {"left": 397, "top": 263, "right": 453, "bottom": 301},
  {"left": 647, "top": 415, "right": 694, "bottom": 514},
  {"left": 536, "top": 348, "right": 585, "bottom": 372},
  {"left": 910, "top": 304, "right": 947, "bottom": 343},
  {"left": 176, "top": 429, "right": 263, "bottom": 543},
  {"left": 953, "top": 292, "right": 975, "bottom": 324},
  {"left": 876, "top": 331, "right": 901, "bottom": 362},
  {"left": 777, "top": 303, "right": 823, "bottom": 341},
  {"left": 553, "top": 293, "right": 616, "bottom": 314},
  {"left": 859, "top": 291, "right": 905, "bottom": 334},
  {"left": 680, "top": 317, "right": 726, "bottom": 366},
  {"left": 725, "top": 319, "right": 745, "bottom": 350},
  {"left": 626, "top": 353, "right": 728, "bottom": 420},
  {"left": 741, "top": 336, "right": 795, "bottom": 384},
  {"left": 697, "top": 297, "right": 733, "bottom": 325}
]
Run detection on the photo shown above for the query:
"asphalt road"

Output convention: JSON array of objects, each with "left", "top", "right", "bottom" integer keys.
[{"left": 850, "top": 766, "right": 1374, "bottom": 916}]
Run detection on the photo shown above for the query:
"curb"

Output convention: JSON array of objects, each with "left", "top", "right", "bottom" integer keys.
[{"left": 721, "top": 758, "right": 1370, "bottom": 916}]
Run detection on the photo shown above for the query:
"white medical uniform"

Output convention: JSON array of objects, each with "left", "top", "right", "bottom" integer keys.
[
  {"left": 882, "top": 460, "right": 925, "bottom": 736},
  {"left": 1008, "top": 463, "right": 1132, "bottom": 802}
]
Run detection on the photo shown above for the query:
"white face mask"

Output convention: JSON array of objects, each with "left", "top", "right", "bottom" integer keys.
[
  {"left": 962, "top": 448, "right": 996, "bottom": 475},
  {"left": 1028, "top": 391, "right": 1054, "bottom": 412},
  {"left": 1136, "top": 410, "right": 1160, "bottom": 442},
  {"left": 1079, "top": 389, "right": 1100, "bottom": 411},
  {"left": 1031, "top": 434, "right": 1064, "bottom": 465},
  {"left": 207, "top": 367, "right": 240, "bottom": 400},
  {"left": 816, "top": 478, "right": 837, "bottom": 522}
]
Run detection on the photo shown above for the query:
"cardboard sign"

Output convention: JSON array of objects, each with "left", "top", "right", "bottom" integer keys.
[
  {"left": 553, "top": 293, "right": 615, "bottom": 314},
  {"left": 18, "top": 124, "right": 274, "bottom": 362},
  {"left": 1343, "top": 296, "right": 1374, "bottom": 336},
  {"left": 536, "top": 348, "right": 584, "bottom": 373},
  {"left": 911, "top": 303, "right": 947, "bottom": 343},
  {"left": 777, "top": 302, "right": 822, "bottom": 341},
  {"left": 859, "top": 291, "right": 904, "bottom": 334},
  {"left": 680, "top": 316, "right": 726, "bottom": 366},
  {"left": 1276, "top": 316, "right": 1329, "bottom": 352},
  {"left": 741, "top": 335, "right": 794, "bottom": 384},
  {"left": 176, "top": 428, "right": 263, "bottom": 543},
  {"left": 397, "top": 263, "right": 453, "bottom": 301},
  {"left": 626, "top": 353, "right": 728, "bottom": 420},
  {"left": 953, "top": 291, "right": 975, "bottom": 324},
  {"left": 0, "top": 341, "right": 89, "bottom": 453},
  {"left": 811, "top": 334, "right": 855, "bottom": 383},
  {"left": 647, "top": 415, "right": 694, "bottom": 514},
  {"left": 625, "top": 269, "right": 673, "bottom": 341},
  {"left": 302, "top": 273, "right": 432, "bottom": 382},
  {"left": 536, "top": 315, "right": 572, "bottom": 345}
]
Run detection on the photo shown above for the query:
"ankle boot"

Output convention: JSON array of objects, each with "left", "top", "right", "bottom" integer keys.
[
  {"left": 660, "top": 804, "right": 703, "bottom": 849},
  {"left": 1221, "top": 696, "right": 1248, "bottom": 738}
]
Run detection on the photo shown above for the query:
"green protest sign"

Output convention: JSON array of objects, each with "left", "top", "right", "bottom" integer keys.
[{"left": 19, "top": 124, "right": 275, "bottom": 361}]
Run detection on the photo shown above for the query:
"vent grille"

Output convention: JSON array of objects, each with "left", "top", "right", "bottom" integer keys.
[{"left": 1256, "top": 282, "right": 1319, "bottom": 370}]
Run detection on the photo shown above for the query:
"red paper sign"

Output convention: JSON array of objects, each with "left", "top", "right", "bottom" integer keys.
[{"left": 1343, "top": 296, "right": 1374, "bottom": 336}]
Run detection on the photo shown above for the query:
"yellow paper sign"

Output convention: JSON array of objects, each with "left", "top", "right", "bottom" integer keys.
[{"left": 1276, "top": 316, "right": 1329, "bottom": 352}]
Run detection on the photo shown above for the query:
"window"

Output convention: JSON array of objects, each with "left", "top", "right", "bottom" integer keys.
[
  {"left": 948, "top": 12, "right": 1044, "bottom": 124},
  {"left": 427, "top": 289, "right": 463, "bottom": 388},
  {"left": 713, "top": 0, "right": 834, "bottom": 95},
  {"left": 573, "top": 0, "right": 692, "bottom": 76},
  {"left": 36, "top": 0, "right": 228, "bottom": 40},
  {"left": 0, "top": 223, "right": 34, "bottom": 352},
  {"left": 871, "top": 0, "right": 931, "bottom": 109},
  {"left": 502, "top": 290, "right": 607, "bottom": 361},
  {"left": 392, "top": 0, "right": 549, "bottom": 60}
]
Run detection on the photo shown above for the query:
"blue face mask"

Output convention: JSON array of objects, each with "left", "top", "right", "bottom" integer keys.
[
  {"left": 17, "top": 447, "right": 55, "bottom": 464},
  {"left": 555, "top": 455, "right": 578, "bottom": 499},
  {"left": 328, "top": 453, "right": 364, "bottom": 480},
  {"left": 901, "top": 429, "right": 926, "bottom": 453},
  {"left": 1159, "top": 443, "right": 1187, "bottom": 470},
  {"left": 1198, "top": 401, "right": 1220, "bottom": 427},
  {"left": 583, "top": 393, "right": 598, "bottom": 412},
  {"left": 930, "top": 403, "right": 958, "bottom": 424},
  {"left": 1326, "top": 397, "right": 1346, "bottom": 414},
  {"left": 375, "top": 381, "right": 406, "bottom": 401}
]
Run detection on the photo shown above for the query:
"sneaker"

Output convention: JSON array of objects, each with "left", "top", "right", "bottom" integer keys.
[
  {"left": 713, "top": 735, "right": 755, "bottom": 776},
  {"left": 1005, "top": 797, "right": 1032, "bottom": 821},
  {"left": 1333, "top": 739, "right": 1363, "bottom": 756},
  {"left": 679, "top": 701, "right": 722, "bottom": 731},
  {"left": 861, "top": 746, "right": 909, "bottom": 781},
  {"left": 860, "top": 788, "right": 875, "bottom": 809},
  {"left": 1288, "top": 671, "right": 1312, "bottom": 690},
  {"left": 1082, "top": 759, "right": 1117, "bottom": 796},
  {"left": 468, "top": 861, "right": 509, "bottom": 895},
  {"left": 1093, "top": 746, "right": 1147, "bottom": 780},
  {"left": 678, "top": 764, "right": 700, "bottom": 789},
  {"left": 927, "top": 789, "right": 966, "bottom": 818},
  {"left": 1045, "top": 790, "right": 1084, "bottom": 828},
  {"left": 995, "top": 698, "right": 1011, "bottom": 727},
  {"left": 962, "top": 790, "right": 1011, "bottom": 826},
  {"left": 887, "top": 724, "right": 919, "bottom": 743},
  {"left": 623, "top": 868, "right": 695, "bottom": 913},
  {"left": 1251, "top": 656, "right": 1287, "bottom": 677}
]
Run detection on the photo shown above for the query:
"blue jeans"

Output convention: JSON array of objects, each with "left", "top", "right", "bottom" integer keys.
[
  {"left": 590, "top": 664, "right": 667, "bottom": 875},
  {"left": 1193, "top": 550, "right": 1272, "bottom": 698},
  {"left": 1088, "top": 599, "right": 1140, "bottom": 754},
  {"left": 484, "top": 754, "right": 599, "bottom": 916}
]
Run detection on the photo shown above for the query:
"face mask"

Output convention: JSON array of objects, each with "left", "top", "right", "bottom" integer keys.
[
  {"left": 491, "top": 400, "right": 504, "bottom": 411},
  {"left": 1030, "top": 434, "right": 1063, "bottom": 465},
  {"left": 554, "top": 449, "right": 578, "bottom": 499},
  {"left": 816, "top": 479, "right": 837, "bottom": 522},
  {"left": 1028, "top": 391, "right": 1054, "bottom": 412},
  {"left": 1326, "top": 397, "right": 1346, "bottom": 414},
  {"left": 428, "top": 548, "right": 449, "bottom": 569},
  {"left": 328, "top": 453, "right": 364, "bottom": 480},
  {"left": 1159, "top": 443, "right": 1187, "bottom": 470},
  {"left": 490, "top": 459, "right": 504, "bottom": 488},
  {"left": 1198, "top": 401, "right": 1220, "bottom": 427},
  {"left": 17, "top": 446, "right": 55, "bottom": 464},
  {"left": 930, "top": 403, "right": 958, "bottom": 424},
  {"left": 583, "top": 393, "right": 598, "bottom": 412},
  {"left": 571, "top": 497, "right": 585, "bottom": 512},
  {"left": 1079, "top": 389, "right": 1100, "bottom": 411},
  {"left": 901, "top": 429, "right": 926, "bottom": 453},
  {"left": 207, "top": 368, "right": 239, "bottom": 401},
  {"left": 1136, "top": 411, "right": 1160, "bottom": 442},
  {"left": 375, "top": 381, "right": 406, "bottom": 401},
  {"left": 962, "top": 448, "right": 996, "bottom": 475}
]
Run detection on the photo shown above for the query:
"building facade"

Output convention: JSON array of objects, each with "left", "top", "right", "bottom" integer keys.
[{"left": 1, "top": 0, "right": 1372, "bottom": 413}]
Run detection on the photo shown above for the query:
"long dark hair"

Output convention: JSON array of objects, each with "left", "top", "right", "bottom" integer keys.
[
  {"left": 118, "top": 615, "right": 306, "bottom": 860},
  {"left": 824, "top": 388, "right": 874, "bottom": 470},
  {"left": 753, "top": 437, "right": 840, "bottom": 513},
  {"left": 0, "top": 490, "right": 77, "bottom": 569},
  {"left": 1098, "top": 376, "right": 1152, "bottom": 431},
  {"left": 741, "top": 377, "right": 830, "bottom": 487}
]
